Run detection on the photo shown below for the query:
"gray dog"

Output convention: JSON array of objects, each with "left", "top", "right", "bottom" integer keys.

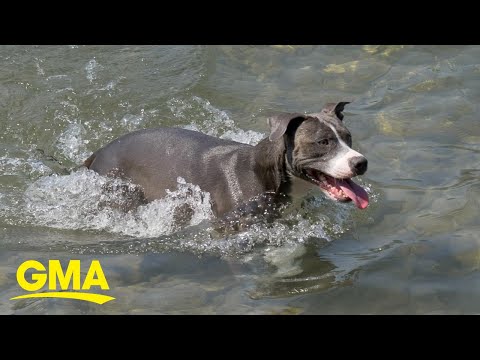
[{"left": 84, "top": 102, "right": 369, "bottom": 223}]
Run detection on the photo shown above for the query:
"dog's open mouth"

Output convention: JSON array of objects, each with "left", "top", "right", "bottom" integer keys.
[{"left": 304, "top": 169, "right": 369, "bottom": 209}]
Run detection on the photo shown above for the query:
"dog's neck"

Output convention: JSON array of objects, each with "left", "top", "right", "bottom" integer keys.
[{"left": 252, "top": 137, "right": 292, "bottom": 194}]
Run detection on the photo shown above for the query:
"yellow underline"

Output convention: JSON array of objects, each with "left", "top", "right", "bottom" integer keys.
[{"left": 10, "top": 292, "right": 115, "bottom": 305}]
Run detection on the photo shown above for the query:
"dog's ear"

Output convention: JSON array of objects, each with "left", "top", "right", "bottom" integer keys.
[
  {"left": 322, "top": 102, "right": 350, "bottom": 120},
  {"left": 267, "top": 113, "right": 307, "bottom": 142}
]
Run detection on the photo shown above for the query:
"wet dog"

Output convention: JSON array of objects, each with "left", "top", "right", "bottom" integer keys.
[{"left": 84, "top": 102, "right": 369, "bottom": 227}]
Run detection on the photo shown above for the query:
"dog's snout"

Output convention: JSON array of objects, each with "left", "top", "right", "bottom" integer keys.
[{"left": 350, "top": 156, "right": 368, "bottom": 175}]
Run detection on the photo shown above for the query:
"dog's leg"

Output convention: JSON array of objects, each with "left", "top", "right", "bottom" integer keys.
[
  {"left": 172, "top": 203, "right": 195, "bottom": 229},
  {"left": 212, "top": 192, "right": 287, "bottom": 233},
  {"left": 98, "top": 168, "right": 148, "bottom": 213}
]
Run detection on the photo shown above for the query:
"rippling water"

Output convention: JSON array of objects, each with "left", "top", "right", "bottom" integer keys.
[{"left": 1, "top": 45, "right": 479, "bottom": 314}]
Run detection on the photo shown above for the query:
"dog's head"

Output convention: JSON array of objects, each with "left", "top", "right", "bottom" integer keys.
[{"left": 267, "top": 102, "right": 369, "bottom": 209}]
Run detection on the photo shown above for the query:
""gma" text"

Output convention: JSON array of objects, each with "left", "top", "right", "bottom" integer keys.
[{"left": 10, "top": 260, "right": 115, "bottom": 305}]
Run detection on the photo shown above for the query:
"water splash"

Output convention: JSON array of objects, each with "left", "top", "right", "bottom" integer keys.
[
  {"left": 23, "top": 170, "right": 214, "bottom": 238},
  {"left": 0, "top": 155, "right": 51, "bottom": 177},
  {"left": 34, "top": 57, "right": 45, "bottom": 76},
  {"left": 56, "top": 122, "right": 90, "bottom": 164},
  {"left": 121, "top": 110, "right": 146, "bottom": 132},
  {"left": 168, "top": 96, "right": 265, "bottom": 145},
  {"left": 85, "top": 59, "right": 102, "bottom": 83},
  {"left": 64, "top": 209, "right": 335, "bottom": 259}
]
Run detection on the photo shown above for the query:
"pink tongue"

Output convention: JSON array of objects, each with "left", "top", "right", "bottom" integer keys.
[{"left": 337, "top": 179, "right": 369, "bottom": 209}]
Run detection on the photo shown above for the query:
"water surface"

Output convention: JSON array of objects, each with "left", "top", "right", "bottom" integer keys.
[{"left": 1, "top": 45, "right": 479, "bottom": 314}]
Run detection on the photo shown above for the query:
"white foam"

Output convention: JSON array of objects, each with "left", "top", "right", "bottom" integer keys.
[
  {"left": 85, "top": 58, "right": 102, "bottom": 83},
  {"left": 168, "top": 96, "right": 265, "bottom": 145},
  {"left": 0, "top": 155, "right": 51, "bottom": 177},
  {"left": 34, "top": 58, "right": 45, "bottom": 76},
  {"left": 56, "top": 122, "right": 90, "bottom": 164},
  {"left": 23, "top": 170, "right": 214, "bottom": 238},
  {"left": 46, "top": 74, "right": 71, "bottom": 82},
  {"left": 139, "top": 199, "right": 340, "bottom": 258},
  {"left": 121, "top": 110, "right": 145, "bottom": 132},
  {"left": 263, "top": 243, "right": 307, "bottom": 278},
  {"left": 221, "top": 129, "right": 265, "bottom": 146}
]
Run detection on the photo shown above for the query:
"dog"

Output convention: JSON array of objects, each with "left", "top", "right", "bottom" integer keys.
[{"left": 84, "top": 102, "right": 368, "bottom": 225}]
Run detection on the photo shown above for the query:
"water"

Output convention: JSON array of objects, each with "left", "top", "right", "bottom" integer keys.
[{"left": 1, "top": 45, "right": 479, "bottom": 314}]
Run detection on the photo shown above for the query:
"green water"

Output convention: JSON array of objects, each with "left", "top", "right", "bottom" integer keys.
[{"left": 1, "top": 45, "right": 479, "bottom": 314}]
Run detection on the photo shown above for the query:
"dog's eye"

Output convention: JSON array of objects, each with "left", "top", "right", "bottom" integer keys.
[{"left": 318, "top": 139, "right": 329, "bottom": 146}]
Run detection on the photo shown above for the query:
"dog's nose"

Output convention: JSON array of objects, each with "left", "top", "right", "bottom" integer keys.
[{"left": 349, "top": 156, "right": 368, "bottom": 175}]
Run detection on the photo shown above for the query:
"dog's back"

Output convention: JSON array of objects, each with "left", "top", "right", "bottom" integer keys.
[{"left": 85, "top": 127, "right": 264, "bottom": 215}]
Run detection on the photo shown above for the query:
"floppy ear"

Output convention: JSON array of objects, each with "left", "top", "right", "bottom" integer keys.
[
  {"left": 322, "top": 102, "right": 350, "bottom": 120},
  {"left": 267, "top": 113, "right": 307, "bottom": 141}
]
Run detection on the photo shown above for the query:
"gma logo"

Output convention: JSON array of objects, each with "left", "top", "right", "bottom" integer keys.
[{"left": 10, "top": 260, "right": 115, "bottom": 305}]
